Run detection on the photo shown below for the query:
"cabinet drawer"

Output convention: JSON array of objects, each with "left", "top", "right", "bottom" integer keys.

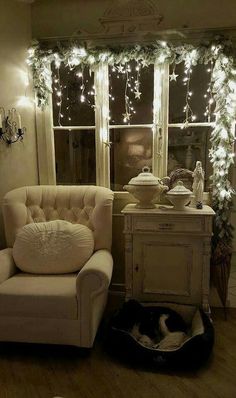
[{"left": 133, "top": 216, "right": 204, "bottom": 233}]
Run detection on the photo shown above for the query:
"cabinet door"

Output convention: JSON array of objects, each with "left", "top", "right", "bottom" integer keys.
[{"left": 133, "top": 234, "right": 203, "bottom": 305}]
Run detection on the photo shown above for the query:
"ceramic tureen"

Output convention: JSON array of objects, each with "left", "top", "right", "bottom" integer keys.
[
  {"left": 166, "top": 180, "right": 192, "bottom": 210},
  {"left": 123, "top": 166, "right": 168, "bottom": 208}
]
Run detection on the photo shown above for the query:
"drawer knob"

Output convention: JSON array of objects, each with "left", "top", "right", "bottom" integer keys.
[
  {"left": 135, "top": 265, "right": 139, "bottom": 272},
  {"left": 159, "top": 223, "right": 174, "bottom": 230}
]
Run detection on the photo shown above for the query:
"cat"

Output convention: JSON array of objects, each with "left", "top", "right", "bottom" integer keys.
[
  {"left": 114, "top": 300, "right": 188, "bottom": 350},
  {"left": 131, "top": 314, "right": 188, "bottom": 350},
  {"left": 131, "top": 323, "right": 157, "bottom": 348},
  {"left": 156, "top": 314, "right": 188, "bottom": 350}
]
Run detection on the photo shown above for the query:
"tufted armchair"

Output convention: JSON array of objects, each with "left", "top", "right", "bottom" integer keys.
[{"left": 0, "top": 185, "right": 114, "bottom": 348}]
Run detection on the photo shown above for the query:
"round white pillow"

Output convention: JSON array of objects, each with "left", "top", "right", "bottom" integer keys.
[{"left": 13, "top": 220, "right": 94, "bottom": 274}]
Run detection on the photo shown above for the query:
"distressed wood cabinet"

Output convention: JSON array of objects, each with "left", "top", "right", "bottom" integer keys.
[{"left": 122, "top": 204, "right": 215, "bottom": 312}]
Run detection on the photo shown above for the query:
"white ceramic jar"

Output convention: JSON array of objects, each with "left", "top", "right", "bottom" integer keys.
[
  {"left": 166, "top": 180, "right": 192, "bottom": 210},
  {"left": 123, "top": 166, "right": 168, "bottom": 208}
]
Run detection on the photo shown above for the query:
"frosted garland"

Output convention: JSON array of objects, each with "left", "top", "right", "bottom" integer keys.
[
  {"left": 27, "top": 38, "right": 236, "bottom": 246},
  {"left": 209, "top": 53, "right": 236, "bottom": 242}
]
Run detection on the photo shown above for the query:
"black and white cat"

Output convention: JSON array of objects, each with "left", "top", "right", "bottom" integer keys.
[
  {"left": 114, "top": 300, "right": 188, "bottom": 350},
  {"left": 157, "top": 314, "right": 188, "bottom": 350},
  {"left": 122, "top": 300, "right": 188, "bottom": 350},
  {"left": 131, "top": 313, "right": 188, "bottom": 350}
]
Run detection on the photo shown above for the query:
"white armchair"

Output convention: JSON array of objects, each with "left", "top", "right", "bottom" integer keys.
[{"left": 0, "top": 185, "right": 114, "bottom": 348}]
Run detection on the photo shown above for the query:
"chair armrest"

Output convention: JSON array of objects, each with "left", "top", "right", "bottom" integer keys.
[
  {"left": 0, "top": 248, "right": 18, "bottom": 284},
  {"left": 76, "top": 249, "right": 113, "bottom": 297},
  {"left": 76, "top": 249, "right": 113, "bottom": 347}
]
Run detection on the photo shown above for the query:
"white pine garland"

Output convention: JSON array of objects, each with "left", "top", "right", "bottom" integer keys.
[{"left": 27, "top": 39, "right": 236, "bottom": 246}]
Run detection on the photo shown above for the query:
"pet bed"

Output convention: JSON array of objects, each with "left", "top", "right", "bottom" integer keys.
[{"left": 106, "top": 300, "right": 214, "bottom": 370}]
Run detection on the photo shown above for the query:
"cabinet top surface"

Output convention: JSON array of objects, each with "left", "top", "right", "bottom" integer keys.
[{"left": 121, "top": 204, "right": 215, "bottom": 216}]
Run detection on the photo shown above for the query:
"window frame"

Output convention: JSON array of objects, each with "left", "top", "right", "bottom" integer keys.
[{"left": 36, "top": 61, "right": 214, "bottom": 189}]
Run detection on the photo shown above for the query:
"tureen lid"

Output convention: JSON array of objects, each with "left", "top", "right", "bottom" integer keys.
[
  {"left": 128, "top": 166, "right": 161, "bottom": 186},
  {"left": 167, "top": 180, "right": 192, "bottom": 195}
]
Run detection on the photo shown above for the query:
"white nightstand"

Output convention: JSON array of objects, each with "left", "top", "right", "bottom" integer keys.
[{"left": 122, "top": 204, "right": 215, "bottom": 313}]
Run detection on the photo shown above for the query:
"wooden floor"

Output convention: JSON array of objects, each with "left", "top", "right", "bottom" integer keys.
[{"left": 0, "top": 308, "right": 236, "bottom": 398}]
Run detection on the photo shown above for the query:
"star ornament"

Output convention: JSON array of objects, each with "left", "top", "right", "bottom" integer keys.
[
  {"left": 169, "top": 71, "right": 178, "bottom": 81},
  {"left": 141, "top": 59, "right": 148, "bottom": 68},
  {"left": 117, "top": 64, "right": 124, "bottom": 74},
  {"left": 122, "top": 112, "right": 131, "bottom": 122},
  {"left": 134, "top": 90, "right": 141, "bottom": 99}
]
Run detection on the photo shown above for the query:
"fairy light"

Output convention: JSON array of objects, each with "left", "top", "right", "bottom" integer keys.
[
  {"left": 109, "top": 61, "right": 142, "bottom": 123},
  {"left": 134, "top": 61, "right": 141, "bottom": 99},
  {"left": 88, "top": 55, "right": 95, "bottom": 64},
  {"left": 53, "top": 65, "right": 63, "bottom": 125},
  {"left": 182, "top": 57, "right": 195, "bottom": 127},
  {"left": 204, "top": 61, "right": 215, "bottom": 122},
  {"left": 54, "top": 53, "right": 61, "bottom": 69}
]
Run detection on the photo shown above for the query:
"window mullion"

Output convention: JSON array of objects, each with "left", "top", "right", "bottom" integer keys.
[
  {"left": 36, "top": 92, "right": 56, "bottom": 185},
  {"left": 94, "top": 62, "right": 110, "bottom": 187},
  {"left": 153, "top": 61, "right": 169, "bottom": 178}
]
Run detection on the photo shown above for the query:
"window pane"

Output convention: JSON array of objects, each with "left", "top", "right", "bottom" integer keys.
[
  {"left": 52, "top": 63, "right": 95, "bottom": 126},
  {"left": 54, "top": 129, "right": 96, "bottom": 184},
  {"left": 110, "top": 127, "right": 153, "bottom": 190},
  {"left": 168, "top": 127, "right": 212, "bottom": 190},
  {"left": 109, "top": 62, "right": 154, "bottom": 125},
  {"left": 169, "top": 63, "right": 215, "bottom": 123}
]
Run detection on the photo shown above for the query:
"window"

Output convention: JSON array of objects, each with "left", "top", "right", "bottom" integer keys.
[
  {"left": 168, "top": 62, "right": 215, "bottom": 191},
  {"left": 52, "top": 63, "right": 96, "bottom": 185},
  {"left": 109, "top": 61, "right": 154, "bottom": 190},
  {"left": 51, "top": 60, "right": 213, "bottom": 191}
]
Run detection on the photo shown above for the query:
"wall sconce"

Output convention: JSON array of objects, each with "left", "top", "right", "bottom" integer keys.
[{"left": 0, "top": 107, "right": 26, "bottom": 145}]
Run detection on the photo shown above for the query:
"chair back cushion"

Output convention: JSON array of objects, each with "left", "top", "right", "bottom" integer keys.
[
  {"left": 2, "top": 185, "right": 114, "bottom": 251},
  {"left": 12, "top": 220, "right": 94, "bottom": 274}
]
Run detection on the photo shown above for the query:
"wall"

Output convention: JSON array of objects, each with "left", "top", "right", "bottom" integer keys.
[
  {"left": 32, "top": 0, "right": 236, "bottom": 39},
  {"left": 0, "top": 0, "right": 39, "bottom": 248}
]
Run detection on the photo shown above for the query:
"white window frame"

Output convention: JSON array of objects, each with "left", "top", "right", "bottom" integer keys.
[{"left": 35, "top": 61, "right": 214, "bottom": 188}]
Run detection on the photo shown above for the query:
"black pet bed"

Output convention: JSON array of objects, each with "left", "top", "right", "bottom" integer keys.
[{"left": 106, "top": 300, "right": 214, "bottom": 370}]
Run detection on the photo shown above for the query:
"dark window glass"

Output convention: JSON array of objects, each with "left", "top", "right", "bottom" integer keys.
[
  {"left": 54, "top": 129, "right": 96, "bottom": 184},
  {"left": 110, "top": 127, "right": 153, "bottom": 190},
  {"left": 109, "top": 62, "right": 154, "bottom": 125},
  {"left": 52, "top": 63, "right": 95, "bottom": 126},
  {"left": 168, "top": 126, "right": 212, "bottom": 190},
  {"left": 169, "top": 63, "right": 215, "bottom": 123}
]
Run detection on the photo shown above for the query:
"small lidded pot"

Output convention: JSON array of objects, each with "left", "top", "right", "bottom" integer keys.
[
  {"left": 166, "top": 180, "right": 192, "bottom": 210},
  {"left": 123, "top": 166, "right": 168, "bottom": 209}
]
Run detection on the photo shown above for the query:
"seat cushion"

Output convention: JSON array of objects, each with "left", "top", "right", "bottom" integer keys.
[
  {"left": 0, "top": 273, "right": 78, "bottom": 319},
  {"left": 13, "top": 220, "right": 94, "bottom": 274}
]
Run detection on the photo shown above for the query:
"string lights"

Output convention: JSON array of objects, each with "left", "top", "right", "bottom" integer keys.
[
  {"left": 108, "top": 60, "right": 143, "bottom": 123},
  {"left": 204, "top": 61, "right": 215, "bottom": 122},
  {"left": 27, "top": 38, "right": 236, "bottom": 251}
]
